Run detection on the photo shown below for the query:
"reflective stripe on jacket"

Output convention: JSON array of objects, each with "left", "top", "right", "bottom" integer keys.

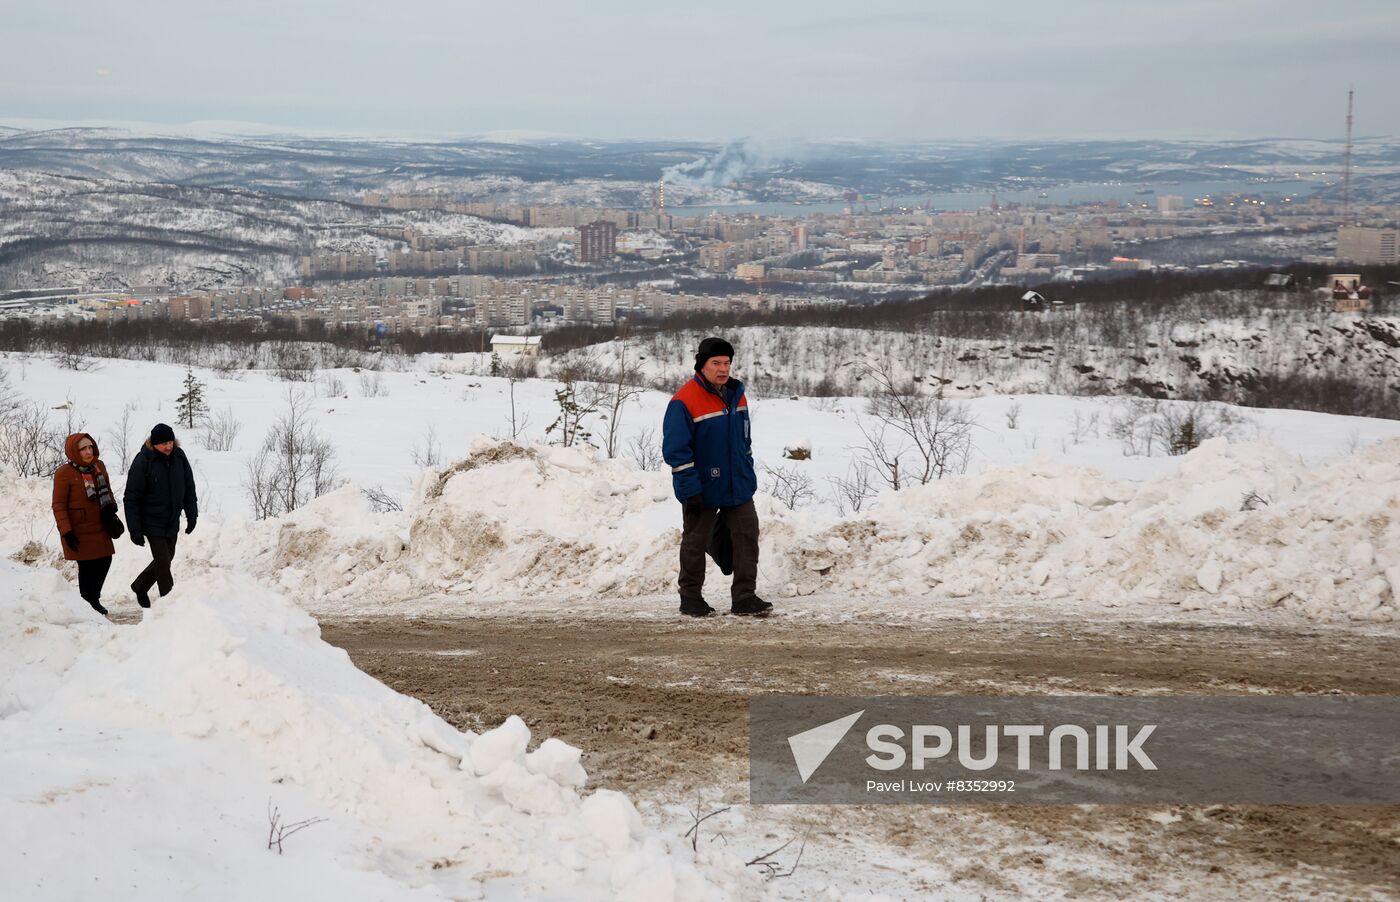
[{"left": 662, "top": 374, "right": 757, "bottom": 508}]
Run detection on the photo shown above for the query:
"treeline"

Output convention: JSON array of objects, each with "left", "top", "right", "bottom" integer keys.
[{"left": 0, "top": 316, "right": 509, "bottom": 359}]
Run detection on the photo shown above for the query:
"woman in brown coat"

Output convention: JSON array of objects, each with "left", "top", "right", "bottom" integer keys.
[{"left": 51, "top": 433, "right": 125, "bottom": 616}]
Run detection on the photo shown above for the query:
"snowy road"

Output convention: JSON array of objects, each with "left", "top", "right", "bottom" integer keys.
[{"left": 318, "top": 613, "right": 1400, "bottom": 901}]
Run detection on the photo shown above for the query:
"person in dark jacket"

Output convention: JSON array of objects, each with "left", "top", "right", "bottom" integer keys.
[
  {"left": 662, "top": 337, "right": 771, "bottom": 618},
  {"left": 52, "top": 433, "right": 125, "bottom": 616},
  {"left": 124, "top": 423, "right": 198, "bottom": 608}
]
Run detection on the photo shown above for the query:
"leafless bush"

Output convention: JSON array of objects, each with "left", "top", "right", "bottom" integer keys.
[
  {"left": 1154, "top": 402, "right": 1249, "bottom": 456},
  {"left": 1068, "top": 410, "right": 1099, "bottom": 445},
  {"left": 359, "top": 370, "right": 387, "bottom": 398},
  {"left": 201, "top": 407, "right": 243, "bottom": 453},
  {"left": 856, "top": 360, "right": 975, "bottom": 490},
  {"left": 270, "top": 341, "right": 317, "bottom": 382},
  {"left": 361, "top": 484, "right": 404, "bottom": 513},
  {"left": 1109, "top": 398, "right": 1160, "bottom": 456},
  {"left": 1005, "top": 401, "right": 1021, "bottom": 430},
  {"left": 106, "top": 401, "right": 139, "bottom": 473},
  {"left": 600, "top": 333, "right": 644, "bottom": 459},
  {"left": 206, "top": 345, "right": 248, "bottom": 377},
  {"left": 411, "top": 425, "right": 442, "bottom": 468},
  {"left": 1112, "top": 399, "right": 1250, "bottom": 457},
  {"left": 243, "top": 390, "right": 342, "bottom": 519},
  {"left": 829, "top": 459, "right": 876, "bottom": 515},
  {"left": 53, "top": 347, "right": 99, "bottom": 372},
  {"left": 0, "top": 400, "right": 66, "bottom": 477},
  {"left": 318, "top": 374, "right": 346, "bottom": 398},
  {"left": 762, "top": 463, "right": 816, "bottom": 510},
  {"left": 627, "top": 426, "right": 663, "bottom": 471}
]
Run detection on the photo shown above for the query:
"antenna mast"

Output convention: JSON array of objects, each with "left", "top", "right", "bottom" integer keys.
[{"left": 1342, "top": 86, "right": 1354, "bottom": 225}]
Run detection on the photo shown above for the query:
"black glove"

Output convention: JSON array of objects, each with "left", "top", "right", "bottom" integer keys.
[
  {"left": 63, "top": 530, "right": 79, "bottom": 551},
  {"left": 102, "top": 507, "right": 125, "bottom": 540},
  {"left": 185, "top": 518, "right": 197, "bottom": 535},
  {"left": 131, "top": 533, "right": 146, "bottom": 547},
  {"left": 684, "top": 493, "right": 705, "bottom": 510}
]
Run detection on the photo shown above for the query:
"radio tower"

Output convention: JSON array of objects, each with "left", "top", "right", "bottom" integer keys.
[{"left": 1342, "top": 86, "right": 1354, "bottom": 225}]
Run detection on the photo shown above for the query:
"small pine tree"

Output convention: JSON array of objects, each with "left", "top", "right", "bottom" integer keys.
[
  {"left": 544, "top": 372, "right": 598, "bottom": 448},
  {"left": 489, "top": 352, "right": 503, "bottom": 377},
  {"left": 175, "top": 367, "right": 210, "bottom": 429}
]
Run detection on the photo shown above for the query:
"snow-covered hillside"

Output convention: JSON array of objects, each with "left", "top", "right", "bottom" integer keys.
[
  {"left": 565, "top": 317, "right": 1400, "bottom": 407},
  {"left": 0, "top": 169, "right": 560, "bottom": 292},
  {"left": 2, "top": 352, "right": 1398, "bottom": 624}
]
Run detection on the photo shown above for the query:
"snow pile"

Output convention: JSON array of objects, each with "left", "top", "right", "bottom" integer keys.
[
  {"left": 781, "top": 438, "right": 1400, "bottom": 622},
  {"left": 0, "top": 561, "right": 731, "bottom": 899},
  {"left": 9, "top": 430, "right": 1398, "bottom": 623}
]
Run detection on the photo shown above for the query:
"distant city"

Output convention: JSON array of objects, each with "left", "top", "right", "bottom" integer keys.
[{"left": 1, "top": 132, "right": 1396, "bottom": 332}]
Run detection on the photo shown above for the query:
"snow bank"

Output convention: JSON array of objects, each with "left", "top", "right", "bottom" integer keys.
[
  {"left": 781, "top": 438, "right": 1400, "bottom": 622},
  {"left": 0, "top": 562, "right": 732, "bottom": 900},
  {"left": 8, "top": 435, "right": 1398, "bottom": 624}
]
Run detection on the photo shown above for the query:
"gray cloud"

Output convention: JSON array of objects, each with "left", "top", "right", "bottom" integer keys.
[{"left": 0, "top": 0, "right": 1395, "bottom": 140}]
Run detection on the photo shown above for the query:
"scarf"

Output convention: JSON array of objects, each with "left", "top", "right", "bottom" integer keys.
[{"left": 76, "top": 464, "right": 116, "bottom": 510}]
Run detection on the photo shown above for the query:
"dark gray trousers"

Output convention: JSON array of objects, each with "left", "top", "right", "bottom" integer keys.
[
  {"left": 133, "top": 533, "right": 179, "bottom": 597},
  {"left": 678, "top": 499, "right": 760, "bottom": 603}
]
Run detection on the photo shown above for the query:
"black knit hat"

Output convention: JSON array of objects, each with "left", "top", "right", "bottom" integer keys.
[
  {"left": 150, "top": 423, "right": 175, "bottom": 445},
  {"left": 694, "top": 336, "right": 735, "bottom": 372}
]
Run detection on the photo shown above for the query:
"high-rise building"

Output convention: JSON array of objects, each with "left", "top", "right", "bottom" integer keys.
[
  {"left": 577, "top": 221, "right": 619, "bottom": 263},
  {"left": 1337, "top": 226, "right": 1399, "bottom": 264}
]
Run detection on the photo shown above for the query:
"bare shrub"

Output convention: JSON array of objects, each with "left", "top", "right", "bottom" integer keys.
[
  {"left": 626, "top": 427, "right": 663, "bottom": 471},
  {"left": 243, "top": 390, "right": 342, "bottom": 519},
  {"left": 359, "top": 370, "right": 387, "bottom": 398},
  {"left": 1005, "top": 401, "right": 1021, "bottom": 430},
  {"left": 1068, "top": 410, "right": 1099, "bottom": 445},
  {"left": 828, "top": 459, "right": 875, "bottom": 515},
  {"left": 856, "top": 360, "right": 975, "bottom": 490},
  {"left": 319, "top": 374, "right": 346, "bottom": 398},
  {"left": 201, "top": 407, "right": 243, "bottom": 453},
  {"left": 361, "top": 484, "right": 404, "bottom": 513},
  {"left": 762, "top": 462, "right": 816, "bottom": 510},
  {"left": 411, "top": 425, "right": 442, "bottom": 468},
  {"left": 1109, "top": 398, "right": 1160, "bottom": 457},
  {"left": 270, "top": 341, "right": 317, "bottom": 382},
  {"left": 106, "top": 401, "right": 139, "bottom": 473},
  {"left": 1154, "top": 402, "right": 1250, "bottom": 456},
  {"left": 0, "top": 400, "right": 66, "bottom": 478},
  {"left": 599, "top": 333, "right": 644, "bottom": 459},
  {"left": 1112, "top": 399, "right": 1250, "bottom": 457}
]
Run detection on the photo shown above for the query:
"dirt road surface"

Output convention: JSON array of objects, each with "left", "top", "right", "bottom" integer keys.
[{"left": 322, "top": 613, "right": 1400, "bottom": 900}]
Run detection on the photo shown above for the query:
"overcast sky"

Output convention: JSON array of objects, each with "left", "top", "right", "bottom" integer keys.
[{"left": 2, "top": 0, "right": 1396, "bottom": 141}]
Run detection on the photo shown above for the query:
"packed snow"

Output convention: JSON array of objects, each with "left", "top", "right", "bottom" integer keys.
[
  {"left": 0, "top": 561, "right": 749, "bottom": 900},
  {"left": 3, "top": 343, "right": 1399, "bottom": 900},
  {"left": 2, "top": 351, "right": 1398, "bottom": 624}
]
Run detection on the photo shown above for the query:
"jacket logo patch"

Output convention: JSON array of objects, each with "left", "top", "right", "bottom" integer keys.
[{"left": 711, "top": 468, "right": 721, "bottom": 477}]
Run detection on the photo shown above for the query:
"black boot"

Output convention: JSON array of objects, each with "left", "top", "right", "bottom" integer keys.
[
  {"left": 132, "top": 583, "right": 151, "bottom": 609},
  {"left": 87, "top": 599, "right": 109, "bottom": 617},
  {"left": 679, "top": 596, "right": 714, "bottom": 617},
  {"left": 731, "top": 596, "right": 773, "bottom": 617}
]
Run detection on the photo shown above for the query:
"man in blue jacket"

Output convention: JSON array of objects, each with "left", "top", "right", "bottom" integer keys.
[{"left": 662, "top": 337, "right": 771, "bottom": 618}]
